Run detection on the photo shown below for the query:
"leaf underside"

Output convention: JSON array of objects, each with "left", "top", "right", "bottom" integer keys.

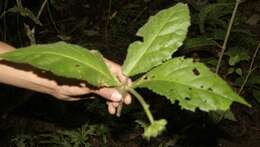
[
  {"left": 134, "top": 57, "right": 250, "bottom": 112},
  {"left": 123, "top": 3, "right": 190, "bottom": 76},
  {"left": 0, "top": 42, "right": 119, "bottom": 87}
]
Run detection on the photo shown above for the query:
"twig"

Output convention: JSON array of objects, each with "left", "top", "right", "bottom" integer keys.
[
  {"left": 129, "top": 7, "right": 147, "bottom": 26},
  {"left": 216, "top": 0, "right": 241, "bottom": 74},
  {"left": 36, "top": 0, "right": 48, "bottom": 19},
  {"left": 239, "top": 43, "right": 260, "bottom": 94},
  {"left": 30, "top": 0, "right": 48, "bottom": 44},
  {"left": 3, "top": 0, "right": 8, "bottom": 41},
  {"left": 46, "top": 0, "right": 60, "bottom": 34}
]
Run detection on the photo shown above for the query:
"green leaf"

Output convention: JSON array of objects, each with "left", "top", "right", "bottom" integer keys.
[
  {"left": 209, "top": 110, "right": 236, "bottom": 123},
  {"left": 136, "top": 119, "right": 167, "bottom": 140},
  {"left": 123, "top": 3, "right": 190, "bottom": 76},
  {"left": 235, "top": 68, "right": 242, "bottom": 76},
  {"left": 134, "top": 57, "right": 250, "bottom": 112},
  {"left": 226, "top": 47, "right": 250, "bottom": 66},
  {"left": 0, "top": 42, "right": 119, "bottom": 87}
]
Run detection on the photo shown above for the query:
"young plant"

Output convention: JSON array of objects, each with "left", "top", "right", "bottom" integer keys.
[{"left": 0, "top": 3, "right": 250, "bottom": 139}]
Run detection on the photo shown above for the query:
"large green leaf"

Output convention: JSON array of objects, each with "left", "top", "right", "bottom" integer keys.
[
  {"left": 134, "top": 57, "right": 250, "bottom": 112},
  {"left": 122, "top": 3, "right": 190, "bottom": 76},
  {"left": 0, "top": 42, "right": 119, "bottom": 87}
]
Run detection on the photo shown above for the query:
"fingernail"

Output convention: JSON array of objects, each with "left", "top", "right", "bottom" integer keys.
[{"left": 111, "top": 91, "right": 122, "bottom": 101}]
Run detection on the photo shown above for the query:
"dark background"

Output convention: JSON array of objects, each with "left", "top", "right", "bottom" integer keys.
[{"left": 0, "top": 0, "right": 260, "bottom": 146}]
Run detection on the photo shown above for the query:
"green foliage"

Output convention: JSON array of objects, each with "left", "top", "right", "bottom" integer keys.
[
  {"left": 136, "top": 119, "right": 167, "bottom": 140},
  {"left": 11, "top": 123, "right": 108, "bottom": 147},
  {"left": 198, "top": 3, "right": 233, "bottom": 33},
  {"left": 237, "top": 74, "right": 260, "bottom": 104},
  {"left": 184, "top": 0, "right": 258, "bottom": 108},
  {"left": 209, "top": 110, "right": 237, "bottom": 123},
  {"left": 183, "top": 37, "right": 219, "bottom": 49},
  {"left": 0, "top": 3, "right": 250, "bottom": 139},
  {"left": 134, "top": 57, "right": 249, "bottom": 112},
  {"left": 39, "top": 124, "right": 108, "bottom": 147},
  {"left": 11, "top": 134, "right": 37, "bottom": 147},
  {"left": 0, "top": 42, "right": 119, "bottom": 87},
  {"left": 0, "top": 0, "right": 42, "bottom": 26},
  {"left": 122, "top": 3, "right": 190, "bottom": 76},
  {"left": 226, "top": 47, "right": 250, "bottom": 66}
]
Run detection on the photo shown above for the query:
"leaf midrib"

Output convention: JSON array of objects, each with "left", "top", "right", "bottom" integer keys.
[
  {"left": 137, "top": 79, "right": 236, "bottom": 102},
  {"left": 125, "top": 7, "right": 177, "bottom": 75},
  {"left": 14, "top": 50, "right": 112, "bottom": 81}
]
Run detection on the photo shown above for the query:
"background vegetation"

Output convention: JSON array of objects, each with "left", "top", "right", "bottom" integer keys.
[{"left": 0, "top": 0, "right": 259, "bottom": 146}]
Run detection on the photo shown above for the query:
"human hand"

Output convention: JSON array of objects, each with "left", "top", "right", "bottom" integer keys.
[
  {"left": 52, "top": 59, "right": 132, "bottom": 115},
  {"left": 0, "top": 42, "right": 131, "bottom": 115}
]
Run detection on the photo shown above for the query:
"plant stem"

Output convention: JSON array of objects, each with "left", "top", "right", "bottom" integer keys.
[
  {"left": 116, "top": 86, "right": 127, "bottom": 117},
  {"left": 239, "top": 43, "right": 260, "bottom": 94},
  {"left": 116, "top": 78, "right": 129, "bottom": 117},
  {"left": 216, "top": 0, "right": 241, "bottom": 74},
  {"left": 30, "top": 0, "right": 48, "bottom": 44},
  {"left": 36, "top": 0, "right": 48, "bottom": 19},
  {"left": 128, "top": 88, "right": 154, "bottom": 123},
  {"left": 46, "top": 0, "right": 60, "bottom": 34},
  {"left": 3, "top": 0, "right": 8, "bottom": 41}
]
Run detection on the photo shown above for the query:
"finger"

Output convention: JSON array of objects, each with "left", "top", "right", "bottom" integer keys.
[
  {"left": 116, "top": 71, "right": 128, "bottom": 83},
  {"left": 92, "top": 88, "right": 122, "bottom": 102},
  {"left": 111, "top": 101, "right": 119, "bottom": 107},
  {"left": 106, "top": 101, "right": 119, "bottom": 109},
  {"left": 65, "top": 97, "right": 82, "bottom": 101},
  {"left": 59, "top": 85, "right": 91, "bottom": 96},
  {"left": 104, "top": 59, "right": 128, "bottom": 83},
  {"left": 55, "top": 95, "right": 81, "bottom": 101},
  {"left": 104, "top": 59, "right": 120, "bottom": 74},
  {"left": 113, "top": 69, "right": 130, "bottom": 84},
  {"left": 124, "top": 93, "right": 132, "bottom": 105},
  {"left": 107, "top": 102, "right": 116, "bottom": 115}
]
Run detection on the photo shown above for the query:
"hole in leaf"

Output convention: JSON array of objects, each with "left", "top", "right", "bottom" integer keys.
[
  {"left": 192, "top": 68, "right": 200, "bottom": 76},
  {"left": 162, "top": 58, "right": 168, "bottom": 63},
  {"left": 208, "top": 88, "right": 213, "bottom": 91},
  {"left": 185, "top": 97, "right": 191, "bottom": 101}
]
